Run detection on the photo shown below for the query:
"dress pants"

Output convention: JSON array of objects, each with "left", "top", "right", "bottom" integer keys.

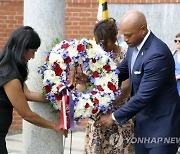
[{"left": 135, "top": 143, "right": 178, "bottom": 154}]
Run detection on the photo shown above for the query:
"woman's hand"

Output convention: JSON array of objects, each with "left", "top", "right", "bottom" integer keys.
[
  {"left": 75, "top": 73, "right": 90, "bottom": 84},
  {"left": 53, "top": 124, "right": 68, "bottom": 138}
]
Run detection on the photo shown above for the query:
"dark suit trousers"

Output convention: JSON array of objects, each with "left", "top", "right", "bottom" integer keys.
[{"left": 135, "top": 143, "right": 178, "bottom": 154}]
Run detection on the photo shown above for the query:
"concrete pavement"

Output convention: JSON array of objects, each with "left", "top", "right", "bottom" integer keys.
[{"left": 6, "top": 131, "right": 86, "bottom": 154}]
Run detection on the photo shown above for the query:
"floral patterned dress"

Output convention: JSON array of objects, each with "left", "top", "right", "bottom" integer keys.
[{"left": 84, "top": 48, "right": 135, "bottom": 154}]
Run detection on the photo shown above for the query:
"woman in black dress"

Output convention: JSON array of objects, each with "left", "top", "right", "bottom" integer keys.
[{"left": 0, "top": 26, "right": 67, "bottom": 153}]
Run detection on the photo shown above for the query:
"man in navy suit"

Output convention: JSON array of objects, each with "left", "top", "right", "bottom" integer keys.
[{"left": 95, "top": 10, "right": 180, "bottom": 154}]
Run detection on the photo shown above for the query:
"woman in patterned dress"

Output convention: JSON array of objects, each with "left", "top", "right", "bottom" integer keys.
[{"left": 83, "top": 18, "right": 135, "bottom": 154}]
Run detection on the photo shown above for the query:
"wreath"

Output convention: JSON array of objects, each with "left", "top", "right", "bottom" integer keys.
[{"left": 38, "top": 38, "right": 121, "bottom": 130}]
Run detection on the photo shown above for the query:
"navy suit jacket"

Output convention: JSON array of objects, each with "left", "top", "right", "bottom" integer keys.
[{"left": 114, "top": 32, "right": 180, "bottom": 148}]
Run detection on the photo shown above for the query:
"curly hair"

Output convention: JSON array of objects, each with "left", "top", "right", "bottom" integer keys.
[{"left": 94, "top": 18, "right": 118, "bottom": 49}]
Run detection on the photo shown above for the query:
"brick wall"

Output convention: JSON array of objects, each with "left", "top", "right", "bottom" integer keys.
[
  {"left": 0, "top": 0, "right": 23, "bottom": 49},
  {"left": 64, "top": 0, "right": 180, "bottom": 40},
  {"left": 0, "top": 0, "right": 179, "bottom": 131},
  {"left": 0, "top": 0, "right": 23, "bottom": 131}
]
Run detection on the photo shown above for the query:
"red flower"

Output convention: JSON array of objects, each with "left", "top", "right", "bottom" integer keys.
[
  {"left": 107, "top": 82, "right": 117, "bottom": 92},
  {"left": 103, "top": 65, "right": 111, "bottom": 72},
  {"left": 64, "top": 56, "right": 71, "bottom": 64},
  {"left": 93, "top": 71, "right": 99, "bottom": 78},
  {"left": 97, "top": 85, "right": 104, "bottom": 91},
  {"left": 92, "top": 58, "right": 96, "bottom": 63},
  {"left": 94, "top": 98, "right": 99, "bottom": 104},
  {"left": 85, "top": 103, "right": 90, "bottom": 108},
  {"left": 92, "top": 108, "right": 98, "bottom": 114},
  {"left": 45, "top": 85, "right": 51, "bottom": 93},
  {"left": 91, "top": 91, "right": 97, "bottom": 95},
  {"left": 77, "top": 44, "right": 85, "bottom": 52},
  {"left": 54, "top": 62, "right": 63, "bottom": 76},
  {"left": 55, "top": 94, "right": 62, "bottom": 100},
  {"left": 61, "top": 43, "right": 70, "bottom": 49}
]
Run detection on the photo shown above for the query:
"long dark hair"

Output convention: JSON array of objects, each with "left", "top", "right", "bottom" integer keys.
[
  {"left": 0, "top": 26, "right": 41, "bottom": 82},
  {"left": 94, "top": 18, "right": 118, "bottom": 48}
]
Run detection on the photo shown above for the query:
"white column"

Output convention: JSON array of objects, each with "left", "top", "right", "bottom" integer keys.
[{"left": 23, "top": 0, "right": 65, "bottom": 153}]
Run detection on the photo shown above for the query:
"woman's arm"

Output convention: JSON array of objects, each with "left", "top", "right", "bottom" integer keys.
[
  {"left": 23, "top": 83, "right": 47, "bottom": 102},
  {"left": 4, "top": 79, "right": 67, "bottom": 136}
]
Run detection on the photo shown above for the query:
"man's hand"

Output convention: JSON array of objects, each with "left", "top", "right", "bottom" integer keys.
[{"left": 94, "top": 114, "right": 115, "bottom": 128}]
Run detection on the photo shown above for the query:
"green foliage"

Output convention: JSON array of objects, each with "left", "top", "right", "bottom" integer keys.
[{"left": 48, "top": 38, "right": 61, "bottom": 50}]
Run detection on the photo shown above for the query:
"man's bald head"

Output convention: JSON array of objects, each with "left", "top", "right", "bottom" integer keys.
[
  {"left": 121, "top": 10, "right": 147, "bottom": 31},
  {"left": 120, "top": 10, "right": 148, "bottom": 47}
]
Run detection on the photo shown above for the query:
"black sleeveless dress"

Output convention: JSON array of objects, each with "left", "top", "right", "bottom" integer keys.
[{"left": 0, "top": 70, "right": 21, "bottom": 154}]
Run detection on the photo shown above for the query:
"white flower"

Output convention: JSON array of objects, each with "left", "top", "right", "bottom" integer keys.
[
  {"left": 68, "top": 46, "right": 79, "bottom": 59},
  {"left": 106, "top": 73, "right": 119, "bottom": 87},
  {"left": 95, "top": 56, "right": 108, "bottom": 68},
  {"left": 53, "top": 76, "right": 61, "bottom": 86},
  {"left": 51, "top": 85, "right": 58, "bottom": 93},
  {"left": 48, "top": 52, "right": 67, "bottom": 70},
  {"left": 43, "top": 70, "right": 56, "bottom": 84},
  {"left": 86, "top": 48, "right": 98, "bottom": 59},
  {"left": 83, "top": 107, "right": 93, "bottom": 117},
  {"left": 74, "top": 108, "right": 84, "bottom": 118},
  {"left": 98, "top": 94, "right": 111, "bottom": 106},
  {"left": 95, "top": 77, "right": 112, "bottom": 93},
  {"left": 48, "top": 52, "right": 59, "bottom": 64},
  {"left": 108, "top": 59, "right": 117, "bottom": 70}
]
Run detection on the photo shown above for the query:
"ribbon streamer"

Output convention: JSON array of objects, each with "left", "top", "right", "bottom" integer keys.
[{"left": 58, "top": 83, "right": 75, "bottom": 130}]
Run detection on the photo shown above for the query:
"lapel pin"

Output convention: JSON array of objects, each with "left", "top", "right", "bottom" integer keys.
[{"left": 141, "top": 52, "right": 144, "bottom": 56}]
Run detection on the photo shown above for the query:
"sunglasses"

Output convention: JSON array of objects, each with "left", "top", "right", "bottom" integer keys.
[{"left": 174, "top": 40, "right": 180, "bottom": 43}]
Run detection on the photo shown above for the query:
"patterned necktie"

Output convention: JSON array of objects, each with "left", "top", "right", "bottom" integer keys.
[{"left": 131, "top": 47, "right": 139, "bottom": 73}]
